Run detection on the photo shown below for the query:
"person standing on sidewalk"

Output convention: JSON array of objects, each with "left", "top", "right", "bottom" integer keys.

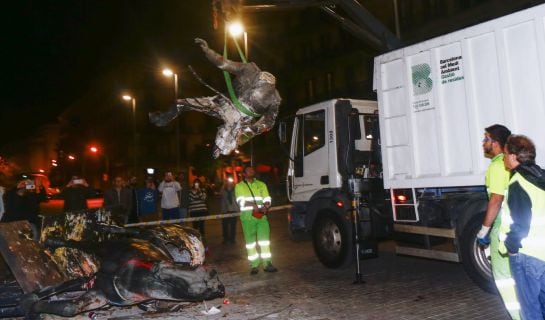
[
  {"left": 177, "top": 171, "right": 190, "bottom": 220},
  {"left": 220, "top": 178, "right": 239, "bottom": 244},
  {"left": 476, "top": 124, "right": 521, "bottom": 319},
  {"left": 235, "top": 166, "right": 277, "bottom": 275},
  {"left": 3, "top": 177, "right": 46, "bottom": 238},
  {"left": 158, "top": 172, "right": 181, "bottom": 221},
  {"left": 499, "top": 134, "right": 545, "bottom": 319},
  {"left": 61, "top": 175, "right": 94, "bottom": 212},
  {"left": 188, "top": 179, "right": 208, "bottom": 239},
  {"left": 103, "top": 176, "right": 133, "bottom": 224},
  {"left": 136, "top": 178, "right": 159, "bottom": 222}
]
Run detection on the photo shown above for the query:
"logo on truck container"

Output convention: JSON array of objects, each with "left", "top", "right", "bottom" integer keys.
[{"left": 412, "top": 63, "right": 433, "bottom": 95}]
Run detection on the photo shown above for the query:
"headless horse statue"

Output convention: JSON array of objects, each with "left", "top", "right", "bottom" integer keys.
[
  {"left": 20, "top": 237, "right": 224, "bottom": 318},
  {"left": 149, "top": 38, "right": 281, "bottom": 158}
]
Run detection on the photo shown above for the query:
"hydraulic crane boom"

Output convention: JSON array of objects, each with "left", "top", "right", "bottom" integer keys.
[{"left": 214, "top": 0, "right": 402, "bottom": 51}]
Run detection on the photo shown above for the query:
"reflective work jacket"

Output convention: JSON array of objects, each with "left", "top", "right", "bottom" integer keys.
[
  {"left": 499, "top": 170, "right": 545, "bottom": 260},
  {"left": 234, "top": 179, "right": 271, "bottom": 212}
]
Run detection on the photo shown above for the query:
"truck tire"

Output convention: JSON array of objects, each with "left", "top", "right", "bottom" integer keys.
[
  {"left": 459, "top": 213, "right": 496, "bottom": 293},
  {"left": 312, "top": 211, "right": 353, "bottom": 268}
]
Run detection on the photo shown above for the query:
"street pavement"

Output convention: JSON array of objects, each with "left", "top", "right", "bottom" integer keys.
[{"left": 62, "top": 198, "right": 511, "bottom": 320}]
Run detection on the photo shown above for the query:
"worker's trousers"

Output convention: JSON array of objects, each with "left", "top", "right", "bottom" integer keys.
[
  {"left": 240, "top": 211, "right": 272, "bottom": 268},
  {"left": 491, "top": 216, "right": 522, "bottom": 320},
  {"left": 509, "top": 253, "right": 545, "bottom": 320}
]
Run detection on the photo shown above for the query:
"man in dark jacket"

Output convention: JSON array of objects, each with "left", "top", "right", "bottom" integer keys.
[
  {"left": 149, "top": 38, "right": 281, "bottom": 158},
  {"left": 61, "top": 176, "right": 95, "bottom": 213},
  {"left": 103, "top": 176, "right": 133, "bottom": 224},
  {"left": 177, "top": 171, "right": 190, "bottom": 220},
  {"left": 3, "top": 178, "right": 46, "bottom": 237},
  {"left": 499, "top": 134, "right": 545, "bottom": 319}
]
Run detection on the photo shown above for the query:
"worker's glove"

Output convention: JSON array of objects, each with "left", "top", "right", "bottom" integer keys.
[
  {"left": 195, "top": 38, "right": 209, "bottom": 51},
  {"left": 476, "top": 225, "right": 491, "bottom": 246}
]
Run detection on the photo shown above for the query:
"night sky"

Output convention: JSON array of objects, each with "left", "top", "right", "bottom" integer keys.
[{"left": 1, "top": 0, "right": 218, "bottom": 147}]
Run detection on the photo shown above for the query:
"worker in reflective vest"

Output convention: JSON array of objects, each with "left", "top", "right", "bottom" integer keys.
[
  {"left": 234, "top": 166, "right": 278, "bottom": 275},
  {"left": 499, "top": 134, "right": 545, "bottom": 320},
  {"left": 476, "top": 124, "right": 521, "bottom": 319}
]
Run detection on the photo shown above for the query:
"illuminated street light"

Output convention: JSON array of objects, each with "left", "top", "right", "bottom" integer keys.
[
  {"left": 227, "top": 21, "right": 248, "bottom": 59},
  {"left": 83, "top": 144, "right": 110, "bottom": 186},
  {"left": 227, "top": 22, "right": 252, "bottom": 165},
  {"left": 121, "top": 94, "right": 137, "bottom": 172},
  {"left": 227, "top": 21, "right": 244, "bottom": 37},
  {"left": 68, "top": 155, "right": 76, "bottom": 160},
  {"left": 162, "top": 68, "right": 181, "bottom": 170}
]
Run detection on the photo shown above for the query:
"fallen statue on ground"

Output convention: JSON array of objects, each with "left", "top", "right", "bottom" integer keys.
[
  {"left": 7, "top": 208, "right": 224, "bottom": 319},
  {"left": 149, "top": 37, "right": 281, "bottom": 158},
  {"left": 21, "top": 237, "right": 224, "bottom": 318}
]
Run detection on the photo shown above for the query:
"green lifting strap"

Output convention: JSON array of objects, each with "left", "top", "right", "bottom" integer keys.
[{"left": 223, "top": 31, "right": 261, "bottom": 118}]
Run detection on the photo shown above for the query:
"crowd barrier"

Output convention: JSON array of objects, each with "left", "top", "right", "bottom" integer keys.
[{"left": 123, "top": 204, "right": 293, "bottom": 228}]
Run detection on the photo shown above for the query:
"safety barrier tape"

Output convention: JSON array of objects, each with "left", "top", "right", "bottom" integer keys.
[{"left": 123, "top": 204, "right": 293, "bottom": 228}]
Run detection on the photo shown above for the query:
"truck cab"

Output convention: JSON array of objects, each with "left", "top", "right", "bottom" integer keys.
[
  {"left": 284, "top": 99, "right": 392, "bottom": 268},
  {"left": 282, "top": 97, "right": 495, "bottom": 293}
]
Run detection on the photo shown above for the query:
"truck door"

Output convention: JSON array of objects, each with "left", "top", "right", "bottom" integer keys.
[{"left": 290, "top": 109, "right": 329, "bottom": 201}]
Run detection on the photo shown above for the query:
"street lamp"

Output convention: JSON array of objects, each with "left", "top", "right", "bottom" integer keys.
[
  {"left": 227, "top": 22, "right": 252, "bottom": 165},
  {"left": 122, "top": 95, "right": 137, "bottom": 172},
  {"left": 162, "top": 68, "right": 181, "bottom": 170},
  {"left": 85, "top": 145, "right": 110, "bottom": 188},
  {"left": 227, "top": 21, "right": 248, "bottom": 59}
]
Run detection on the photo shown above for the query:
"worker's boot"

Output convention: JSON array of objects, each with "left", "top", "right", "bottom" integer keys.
[{"left": 263, "top": 263, "right": 278, "bottom": 273}]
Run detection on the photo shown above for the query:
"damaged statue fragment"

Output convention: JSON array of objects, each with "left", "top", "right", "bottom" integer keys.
[
  {"left": 4, "top": 210, "right": 222, "bottom": 319},
  {"left": 149, "top": 38, "right": 281, "bottom": 158},
  {"left": 21, "top": 237, "right": 225, "bottom": 318}
]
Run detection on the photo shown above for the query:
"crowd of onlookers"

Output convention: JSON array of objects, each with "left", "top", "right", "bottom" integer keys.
[
  {"left": 0, "top": 171, "right": 225, "bottom": 241},
  {"left": 0, "top": 167, "right": 288, "bottom": 251}
]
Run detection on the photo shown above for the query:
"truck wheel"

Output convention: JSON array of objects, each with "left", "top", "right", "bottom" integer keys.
[
  {"left": 312, "top": 211, "right": 353, "bottom": 268},
  {"left": 459, "top": 213, "right": 496, "bottom": 293}
]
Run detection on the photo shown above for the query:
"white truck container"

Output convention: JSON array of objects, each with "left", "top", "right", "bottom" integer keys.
[
  {"left": 370, "top": 3, "right": 545, "bottom": 291},
  {"left": 285, "top": 4, "right": 545, "bottom": 293},
  {"left": 374, "top": 3, "right": 545, "bottom": 190}
]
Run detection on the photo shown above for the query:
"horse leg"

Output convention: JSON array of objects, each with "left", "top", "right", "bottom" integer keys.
[{"left": 149, "top": 95, "right": 227, "bottom": 127}]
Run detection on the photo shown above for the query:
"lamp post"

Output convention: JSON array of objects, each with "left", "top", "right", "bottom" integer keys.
[
  {"left": 227, "top": 21, "right": 248, "bottom": 59},
  {"left": 227, "top": 22, "right": 253, "bottom": 165},
  {"left": 122, "top": 95, "right": 137, "bottom": 173},
  {"left": 162, "top": 68, "right": 181, "bottom": 170},
  {"left": 87, "top": 145, "right": 110, "bottom": 189}
]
